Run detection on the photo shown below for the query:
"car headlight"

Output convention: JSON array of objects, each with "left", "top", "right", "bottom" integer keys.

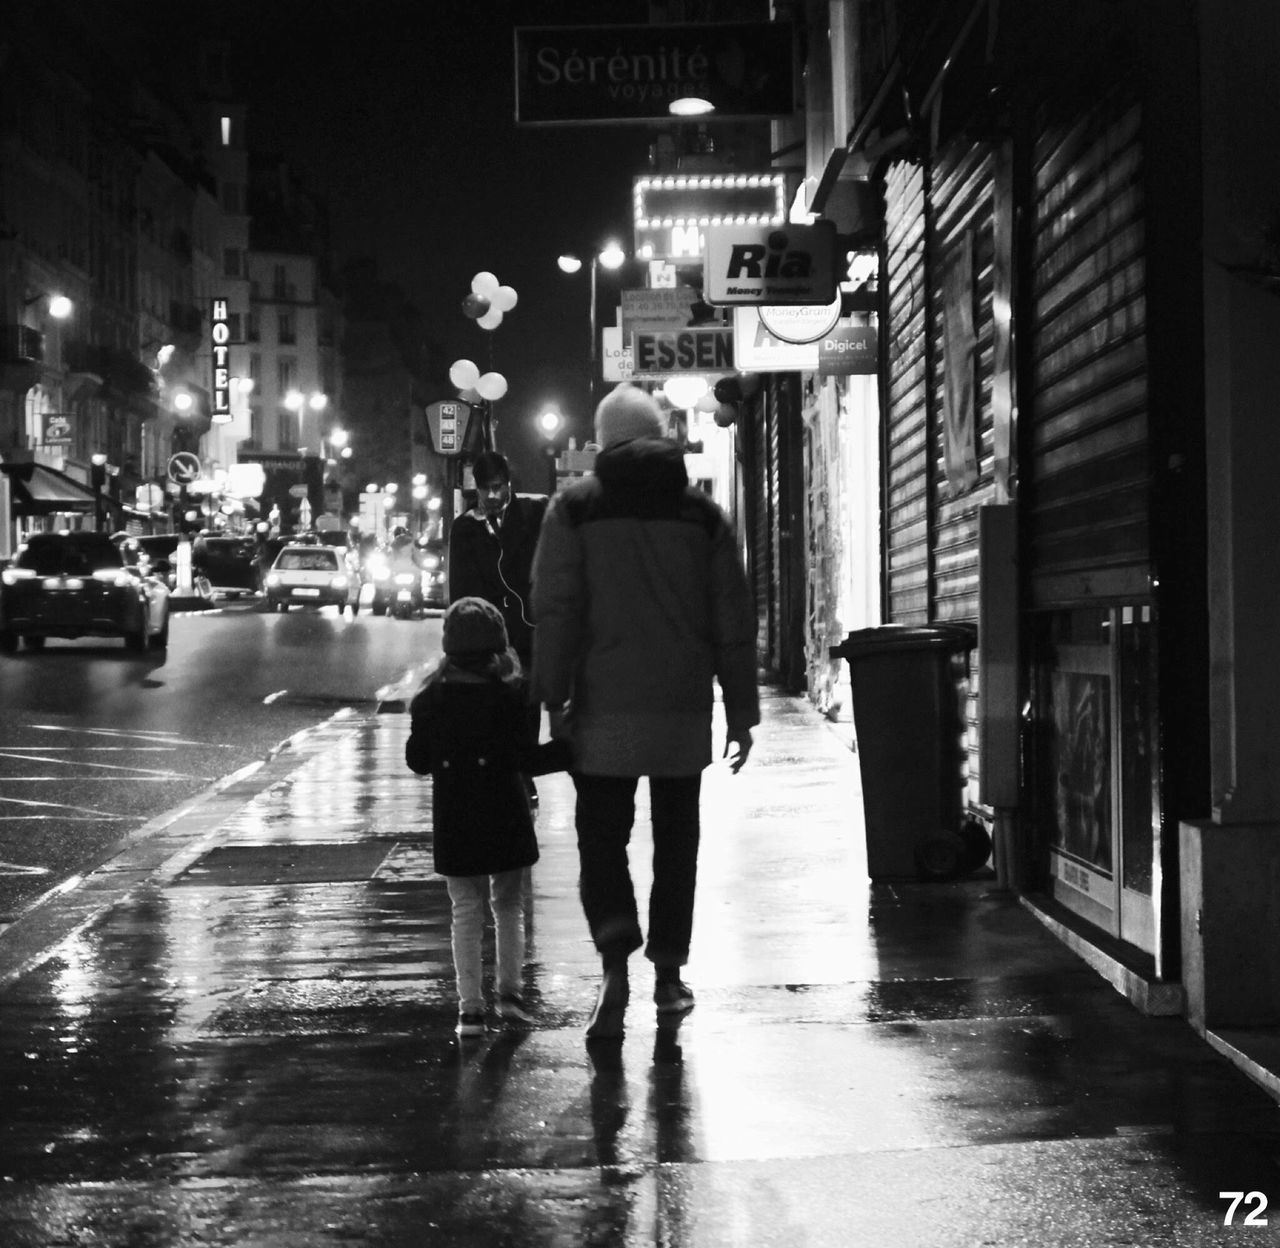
[
  {"left": 266, "top": 572, "right": 281, "bottom": 587},
  {"left": 92, "top": 569, "right": 133, "bottom": 588},
  {"left": 1, "top": 567, "right": 35, "bottom": 585}
]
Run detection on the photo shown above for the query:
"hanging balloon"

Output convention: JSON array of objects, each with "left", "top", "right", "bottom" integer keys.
[
  {"left": 713, "top": 402, "right": 738, "bottom": 427},
  {"left": 695, "top": 392, "right": 720, "bottom": 413},
  {"left": 736, "top": 372, "right": 762, "bottom": 398},
  {"left": 477, "top": 307, "right": 504, "bottom": 330},
  {"left": 476, "top": 371, "right": 508, "bottom": 402},
  {"left": 449, "top": 358, "right": 480, "bottom": 390},
  {"left": 461, "top": 293, "right": 490, "bottom": 319},
  {"left": 491, "top": 285, "right": 519, "bottom": 313},
  {"left": 713, "top": 376, "right": 743, "bottom": 404},
  {"left": 471, "top": 271, "right": 500, "bottom": 299}
]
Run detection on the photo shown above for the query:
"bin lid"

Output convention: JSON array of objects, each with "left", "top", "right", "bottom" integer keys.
[{"left": 829, "top": 621, "right": 976, "bottom": 660}]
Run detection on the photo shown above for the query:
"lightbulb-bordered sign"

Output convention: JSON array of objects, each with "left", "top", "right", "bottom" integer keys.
[{"left": 633, "top": 173, "right": 787, "bottom": 262}]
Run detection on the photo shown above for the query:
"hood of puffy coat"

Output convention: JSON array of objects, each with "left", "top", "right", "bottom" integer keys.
[{"left": 594, "top": 436, "right": 688, "bottom": 495}]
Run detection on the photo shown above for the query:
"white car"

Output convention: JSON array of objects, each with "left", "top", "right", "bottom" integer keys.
[{"left": 264, "top": 544, "right": 360, "bottom": 615}]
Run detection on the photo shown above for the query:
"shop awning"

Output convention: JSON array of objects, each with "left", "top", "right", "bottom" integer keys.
[{"left": 1, "top": 461, "right": 99, "bottom": 514}]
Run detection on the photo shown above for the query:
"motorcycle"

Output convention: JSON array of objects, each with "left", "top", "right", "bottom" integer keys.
[{"left": 390, "top": 569, "right": 424, "bottom": 619}]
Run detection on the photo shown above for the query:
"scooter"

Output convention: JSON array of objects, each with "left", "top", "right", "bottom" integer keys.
[{"left": 390, "top": 569, "right": 423, "bottom": 619}]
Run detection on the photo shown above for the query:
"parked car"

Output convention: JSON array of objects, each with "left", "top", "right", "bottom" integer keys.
[
  {"left": 0, "top": 531, "right": 170, "bottom": 654},
  {"left": 194, "top": 534, "right": 260, "bottom": 597},
  {"left": 263, "top": 544, "right": 360, "bottom": 614}
]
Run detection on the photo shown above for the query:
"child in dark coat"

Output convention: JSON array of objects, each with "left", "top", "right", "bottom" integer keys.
[{"left": 405, "top": 596, "right": 569, "bottom": 1036}]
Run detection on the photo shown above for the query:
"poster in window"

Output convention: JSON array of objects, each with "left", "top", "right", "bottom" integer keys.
[
  {"left": 941, "top": 231, "right": 978, "bottom": 493},
  {"left": 1050, "top": 670, "right": 1113, "bottom": 873}
]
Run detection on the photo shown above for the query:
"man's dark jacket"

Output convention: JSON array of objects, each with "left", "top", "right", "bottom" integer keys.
[{"left": 448, "top": 494, "right": 548, "bottom": 660}]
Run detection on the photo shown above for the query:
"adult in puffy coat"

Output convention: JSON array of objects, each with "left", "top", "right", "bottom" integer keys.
[{"left": 530, "top": 383, "right": 759, "bottom": 1040}]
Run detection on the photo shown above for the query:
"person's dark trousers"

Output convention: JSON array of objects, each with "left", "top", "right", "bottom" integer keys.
[{"left": 573, "top": 773, "right": 702, "bottom": 967}]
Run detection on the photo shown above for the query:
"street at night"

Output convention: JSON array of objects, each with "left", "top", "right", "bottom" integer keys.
[
  {"left": 0, "top": 599, "right": 437, "bottom": 921},
  {"left": 5, "top": 0, "right": 1280, "bottom": 1244}
]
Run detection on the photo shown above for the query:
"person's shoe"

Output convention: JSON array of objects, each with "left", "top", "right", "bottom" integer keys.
[
  {"left": 585, "top": 968, "right": 629, "bottom": 1040},
  {"left": 497, "top": 994, "right": 536, "bottom": 1026},
  {"left": 455, "top": 1011, "right": 487, "bottom": 1038},
  {"left": 654, "top": 979, "right": 695, "bottom": 1015}
]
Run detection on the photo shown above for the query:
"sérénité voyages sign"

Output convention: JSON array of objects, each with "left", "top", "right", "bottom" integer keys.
[{"left": 514, "top": 22, "right": 795, "bottom": 125}]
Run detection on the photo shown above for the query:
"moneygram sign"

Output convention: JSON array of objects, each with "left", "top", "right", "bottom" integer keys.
[{"left": 514, "top": 23, "right": 795, "bottom": 125}]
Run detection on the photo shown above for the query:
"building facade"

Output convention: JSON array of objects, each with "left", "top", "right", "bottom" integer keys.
[{"left": 754, "top": 0, "right": 1280, "bottom": 1060}]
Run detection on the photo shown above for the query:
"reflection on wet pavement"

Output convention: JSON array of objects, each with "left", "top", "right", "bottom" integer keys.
[{"left": 0, "top": 698, "right": 1278, "bottom": 1246}]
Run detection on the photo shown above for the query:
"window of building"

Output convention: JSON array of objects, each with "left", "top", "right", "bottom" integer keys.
[
  {"left": 220, "top": 114, "right": 232, "bottom": 146},
  {"left": 277, "top": 357, "right": 296, "bottom": 394},
  {"left": 249, "top": 402, "right": 263, "bottom": 447},
  {"left": 222, "top": 181, "right": 242, "bottom": 214},
  {"left": 223, "top": 247, "right": 242, "bottom": 277},
  {"left": 246, "top": 313, "right": 259, "bottom": 343},
  {"left": 227, "top": 312, "right": 242, "bottom": 342},
  {"left": 279, "top": 407, "right": 300, "bottom": 448},
  {"left": 277, "top": 311, "right": 296, "bottom": 345},
  {"left": 248, "top": 353, "right": 261, "bottom": 384},
  {"left": 273, "top": 264, "right": 288, "bottom": 298}
]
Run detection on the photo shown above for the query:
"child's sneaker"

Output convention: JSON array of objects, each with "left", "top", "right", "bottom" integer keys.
[
  {"left": 497, "top": 994, "right": 536, "bottom": 1026},
  {"left": 455, "top": 1011, "right": 487, "bottom": 1038},
  {"left": 654, "top": 979, "right": 695, "bottom": 1014}
]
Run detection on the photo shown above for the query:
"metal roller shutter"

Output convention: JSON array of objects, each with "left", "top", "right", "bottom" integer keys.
[{"left": 1025, "top": 93, "right": 1149, "bottom": 606}]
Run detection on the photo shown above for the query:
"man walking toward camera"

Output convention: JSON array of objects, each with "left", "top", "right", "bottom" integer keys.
[{"left": 530, "top": 384, "right": 759, "bottom": 1040}]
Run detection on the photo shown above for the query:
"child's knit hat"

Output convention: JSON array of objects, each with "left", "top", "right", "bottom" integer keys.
[{"left": 442, "top": 596, "right": 508, "bottom": 656}]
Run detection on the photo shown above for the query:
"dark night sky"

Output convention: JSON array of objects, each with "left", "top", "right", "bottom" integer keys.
[{"left": 193, "top": 0, "right": 657, "bottom": 488}]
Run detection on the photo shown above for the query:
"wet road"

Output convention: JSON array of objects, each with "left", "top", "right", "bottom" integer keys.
[
  {"left": 0, "top": 599, "right": 438, "bottom": 922},
  {"left": 0, "top": 693, "right": 1277, "bottom": 1245}
]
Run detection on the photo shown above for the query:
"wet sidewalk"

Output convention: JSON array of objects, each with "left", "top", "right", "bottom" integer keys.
[{"left": 1, "top": 691, "right": 1278, "bottom": 1246}]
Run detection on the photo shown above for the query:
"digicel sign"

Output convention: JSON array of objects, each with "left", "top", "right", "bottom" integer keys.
[{"left": 704, "top": 223, "right": 838, "bottom": 306}]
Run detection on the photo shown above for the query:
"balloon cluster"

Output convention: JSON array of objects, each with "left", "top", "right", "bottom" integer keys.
[
  {"left": 451, "top": 270, "right": 519, "bottom": 404},
  {"left": 460, "top": 270, "right": 518, "bottom": 331},
  {"left": 693, "top": 373, "right": 762, "bottom": 426},
  {"left": 448, "top": 357, "right": 508, "bottom": 402}
]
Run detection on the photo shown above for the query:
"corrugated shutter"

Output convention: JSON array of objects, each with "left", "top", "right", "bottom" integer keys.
[
  {"left": 1026, "top": 92, "right": 1149, "bottom": 606},
  {"left": 929, "top": 140, "right": 999, "bottom": 623},
  {"left": 883, "top": 160, "right": 931, "bottom": 623}
]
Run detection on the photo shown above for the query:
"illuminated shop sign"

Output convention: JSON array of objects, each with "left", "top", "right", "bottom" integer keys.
[
  {"left": 704, "top": 222, "right": 838, "bottom": 305},
  {"left": 632, "top": 327, "right": 734, "bottom": 374},
  {"left": 514, "top": 23, "right": 796, "bottom": 126},
  {"left": 633, "top": 173, "right": 787, "bottom": 261},
  {"left": 211, "top": 298, "right": 231, "bottom": 423}
]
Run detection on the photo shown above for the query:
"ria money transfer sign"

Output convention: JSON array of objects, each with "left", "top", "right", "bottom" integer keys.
[{"left": 704, "top": 222, "right": 838, "bottom": 306}]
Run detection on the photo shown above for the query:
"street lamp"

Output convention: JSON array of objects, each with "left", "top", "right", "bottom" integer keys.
[
  {"left": 537, "top": 407, "right": 564, "bottom": 494},
  {"left": 24, "top": 292, "right": 73, "bottom": 319},
  {"left": 558, "top": 241, "right": 626, "bottom": 366}
]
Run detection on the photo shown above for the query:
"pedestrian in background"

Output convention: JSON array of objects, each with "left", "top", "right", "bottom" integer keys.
[
  {"left": 530, "top": 384, "right": 759, "bottom": 1041},
  {"left": 449, "top": 451, "right": 549, "bottom": 805},
  {"left": 448, "top": 451, "right": 547, "bottom": 672},
  {"left": 405, "top": 596, "right": 569, "bottom": 1037}
]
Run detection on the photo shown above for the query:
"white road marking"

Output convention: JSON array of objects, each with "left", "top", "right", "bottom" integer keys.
[
  {"left": 0, "top": 860, "right": 52, "bottom": 876},
  {"left": 0, "top": 752, "right": 191, "bottom": 777}
]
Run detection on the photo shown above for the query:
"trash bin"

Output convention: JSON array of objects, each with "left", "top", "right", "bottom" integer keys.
[{"left": 830, "top": 623, "right": 978, "bottom": 881}]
